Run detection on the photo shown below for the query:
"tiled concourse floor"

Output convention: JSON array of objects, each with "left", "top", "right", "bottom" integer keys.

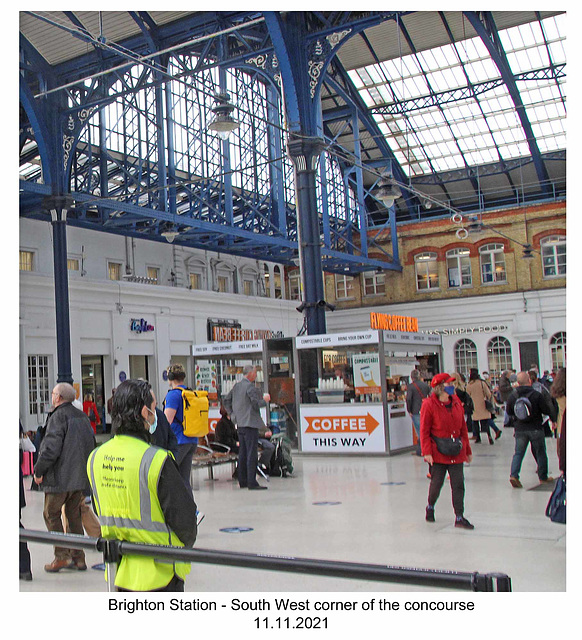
[{"left": 19, "top": 426, "right": 565, "bottom": 593}]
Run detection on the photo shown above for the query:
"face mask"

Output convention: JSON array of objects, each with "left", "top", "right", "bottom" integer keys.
[
  {"left": 146, "top": 407, "right": 158, "bottom": 435},
  {"left": 444, "top": 385, "right": 455, "bottom": 396}
]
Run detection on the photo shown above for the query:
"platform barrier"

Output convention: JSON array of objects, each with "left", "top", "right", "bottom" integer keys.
[{"left": 20, "top": 529, "right": 512, "bottom": 592}]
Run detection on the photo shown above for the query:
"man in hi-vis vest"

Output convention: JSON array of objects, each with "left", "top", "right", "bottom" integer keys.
[{"left": 88, "top": 379, "right": 197, "bottom": 592}]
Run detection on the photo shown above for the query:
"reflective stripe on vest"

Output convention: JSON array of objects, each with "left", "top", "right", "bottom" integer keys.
[{"left": 89, "top": 441, "right": 170, "bottom": 535}]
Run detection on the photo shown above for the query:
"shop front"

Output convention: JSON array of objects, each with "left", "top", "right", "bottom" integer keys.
[{"left": 294, "top": 327, "right": 442, "bottom": 455}]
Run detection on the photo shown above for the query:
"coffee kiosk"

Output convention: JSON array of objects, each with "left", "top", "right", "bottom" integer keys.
[{"left": 294, "top": 321, "right": 442, "bottom": 455}]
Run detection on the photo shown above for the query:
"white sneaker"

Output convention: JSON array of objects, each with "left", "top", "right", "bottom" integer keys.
[{"left": 196, "top": 510, "right": 205, "bottom": 526}]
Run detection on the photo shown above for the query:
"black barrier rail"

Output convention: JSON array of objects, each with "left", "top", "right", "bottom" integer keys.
[{"left": 20, "top": 529, "right": 512, "bottom": 592}]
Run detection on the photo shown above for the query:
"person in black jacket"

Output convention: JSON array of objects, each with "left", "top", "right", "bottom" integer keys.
[
  {"left": 33, "top": 383, "right": 96, "bottom": 572},
  {"left": 150, "top": 391, "right": 179, "bottom": 459},
  {"left": 506, "top": 371, "right": 558, "bottom": 488}
]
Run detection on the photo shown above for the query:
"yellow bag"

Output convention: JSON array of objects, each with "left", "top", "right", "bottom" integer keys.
[{"left": 181, "top": 388, "right": 209, "bottom": 437}]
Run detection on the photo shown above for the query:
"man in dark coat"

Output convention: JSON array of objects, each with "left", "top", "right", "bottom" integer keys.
[
  {"left": 506, "top": 372, "right": 558, "bottom": 488},
  {"left": 34, "top": 382, "right": 96, "bottom": 572}
]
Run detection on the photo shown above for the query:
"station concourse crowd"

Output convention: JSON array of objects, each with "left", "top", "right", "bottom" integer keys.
[{"left": 19, "top": 363, "right": 566, "bottom": 592}]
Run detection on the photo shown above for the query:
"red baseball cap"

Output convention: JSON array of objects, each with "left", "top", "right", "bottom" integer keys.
[{"left": 431, "top": 373, "right": 455, "bottom": 388}]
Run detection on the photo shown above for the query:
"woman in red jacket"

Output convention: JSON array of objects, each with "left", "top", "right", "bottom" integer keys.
[{"left": 420, "top": 373, "right": 474, "bottom": 529}]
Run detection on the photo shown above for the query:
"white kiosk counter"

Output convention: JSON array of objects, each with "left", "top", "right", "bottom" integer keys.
[{"left": 294, "top": 326, "right": 442, "bottom": 455}]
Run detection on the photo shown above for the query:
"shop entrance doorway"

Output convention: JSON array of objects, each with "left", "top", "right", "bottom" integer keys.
[
  {"left": 519, "top": 341, "right": 539, "bottom": 372},
  {"left": 81, "top": 355, "right": 105, "bottom": 430},
  {"left": 129, "top": 355, "right": 150, "bottom": 381}
]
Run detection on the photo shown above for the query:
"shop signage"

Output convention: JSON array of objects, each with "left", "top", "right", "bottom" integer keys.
[
  {"left": 130, "top": 318, "right": 154, "bottom": 334},
  {"left": 383, "top": 330, "right": 442, "bottom": 345},
  {"left": 296, "top": 330, "right": 379, "bottom": 349},
  {"left": 300, "top": 404, "right": 386, "bottom": 453},
  {"left": 192, "top": 339, "right": 263, "bottom": 356},
  {"left": 352, "top": 354, "right": 382, "bottom": 395},
  {"left": 423, "top": 324, "right": 508, "bottom": 336},
  {"left": 211, "top": 326, "right": 283, "bottom": 342},
  {"left": 371, "top": 312, "right": 419, "bottom": 332},
  {"left": 195, "top": 362, "right": 218, "bottom": 398}
]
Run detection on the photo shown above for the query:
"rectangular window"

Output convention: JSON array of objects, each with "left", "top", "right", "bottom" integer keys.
[
  {"left": 288, "top": 273, "right": 301, "bottom": 301},
  {"left": 363, "top": 271, "right": 385, "bottom": 296},
  {"left": 146, "top": 266, "right": 159, "bottom": 284},
  {"left": 415, "top": 254, "right": 439, "bottom": 290},
  {"left": 335, "top": 274, "right": 355, "bottom": 299},
  {"left": 20, "top": 250, "right": 34, "bottom": 271},
  {"left": 67, "top": 258, "right": 80, "bottom": 272},
  {"left": 480, "top": 247, "right": 507, "bottom": 284},
  {"left": 108, "top": 262, "right": 122, "bottom": 281},
  {"left": 217, "top": 275, "right": 229, "bottom": 293},
  {"left": 189, "top": 272, "right": 202, "bottom": 290},
  {"left": 27, "top": 355, "right": 50, "bottom": 417},
  {"left": 243, "top": 279, "right": 254, "bottom": 296}
]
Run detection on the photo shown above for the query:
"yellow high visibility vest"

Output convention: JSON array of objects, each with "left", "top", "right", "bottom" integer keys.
[{"left": 87, "top": 435, "right": 190, "bottom": 591}]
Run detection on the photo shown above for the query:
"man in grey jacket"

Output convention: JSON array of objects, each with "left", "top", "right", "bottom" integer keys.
[
  {"left": 34, "top": 383, "right": 96, "bottom": 572},
  {"left": 223, "top": 366, "right": 270, "bottom": 490}
]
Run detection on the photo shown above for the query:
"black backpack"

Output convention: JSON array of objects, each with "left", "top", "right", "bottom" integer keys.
[{"left": 514, "top": 396, "right": 533, "bottom": 421}]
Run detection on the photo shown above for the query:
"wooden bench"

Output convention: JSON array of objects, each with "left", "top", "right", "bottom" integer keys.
[{"left": 190, "top": 435, "right": 238, "bottom": 481}]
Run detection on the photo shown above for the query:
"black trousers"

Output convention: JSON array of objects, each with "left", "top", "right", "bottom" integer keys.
[
  {"left": 237, "top": 427, "right": 260, "bottom": 488},
  {"left": 428, "top": 463, "right": 466, "bottom": 516}
]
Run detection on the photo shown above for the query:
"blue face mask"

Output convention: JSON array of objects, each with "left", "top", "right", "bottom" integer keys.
[
  {"left": 444, "top": 385, "right": 455, "bottom": 396},
  {"left": 146, "top": 407, "right": 158, "bottom": 435}
]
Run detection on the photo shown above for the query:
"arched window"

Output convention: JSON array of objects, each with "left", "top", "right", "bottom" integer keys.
[
  {"left": 446, "top": 248, "right": 472, "bottom": 288},
  {"left": 550, "top": 332, "right": 566, "bottom": 369},
  {"left": 479, "top": 243, "right": 506, "bottom": 284},
  {"left": 454, "top": 339, "right": 478, "bottom": 379},
  {"left": 487, "top": 337, "right": 513, "bottom": 385},
  {"left": 541, "top": 236, "right": 566, "bottom": 278},
  {"left": 415, "top": 252, "right": 439, "bottom": 291}
]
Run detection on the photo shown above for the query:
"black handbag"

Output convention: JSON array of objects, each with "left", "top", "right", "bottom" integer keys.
[
  {"left": 432, "top": 435, "right": 463, "bottom": 457},
  {"left": 545, "top": 475, "right": 566, "bottom": 524},
  {"left": 484, "top": 398, "right": 496, "bottom": 413}
]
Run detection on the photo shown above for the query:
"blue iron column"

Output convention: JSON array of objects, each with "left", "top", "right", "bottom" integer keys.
[
  {"left": 45, "top": 196, "right": 74, "bottom": 384},
  {"left": 287, "top": 135, "right": 327, "bottom": 335}
]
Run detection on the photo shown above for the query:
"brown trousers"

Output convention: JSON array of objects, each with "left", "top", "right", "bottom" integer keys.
[{"left": 43, "top": 491, "right": 86, "bottom": 562}]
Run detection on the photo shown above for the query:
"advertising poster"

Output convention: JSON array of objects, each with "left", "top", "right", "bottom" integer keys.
[
  {"left": 352, "top": 353, "right": 382, "bottom": 395},
  {"left": 195, "top": 361, "right": 217, "bottom": 399},
  {"left": 300, "top": 404, "right": 386, "bottom": 453}
]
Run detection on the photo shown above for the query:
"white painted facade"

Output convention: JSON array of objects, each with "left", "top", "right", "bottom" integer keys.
[
  {"left": 326, "top": 289, "right": 566, "bottom": 378},
  {"left": 19, "top": 218, "right": 301, "bottom": 429}
]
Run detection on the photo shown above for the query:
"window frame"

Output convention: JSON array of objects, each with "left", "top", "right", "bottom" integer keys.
[
  {"left": 20, "top": 249, "right": 35, "bottom": 272},
  {"left": 414, "top": 252, "right": 440, "bottom": 291},
  {"left": 479, "top": 243, "right": 507, "bottom": 284},
  {"left": 362, "top": 270, "right": 386, "bottom": 297},
  {"left": 541, "top": 235, "right": 566, "bottom": 278},
  {"left": 487, "top": 336, "right": 513, "bottom": 385},
  {"left": 146, "top": 265, "right": 160, "bottom": 285},
  {"left": 107, "top": 261, "right": 122, "bottom": 281},
  {"left": 550, "top": 331, "right": 566, "bottom": 369},
  {"left": 454, "top": 338, "right": 478, "bottom": 379},
  {"left": 446, "top": 248, "right": 472, "bottom": 288},
  {"left": 335, "top": 273, "right": 355, "bottom": 300}
]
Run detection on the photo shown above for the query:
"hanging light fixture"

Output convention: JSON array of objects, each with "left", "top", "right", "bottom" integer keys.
[
  {"left": 466, "top": 214, "right": 484, "bottom": 234},
  {"left": 374, "top": 173, "right": 402, "bottom": 207},
  {"left": 522, "top": 243, "right": 535, "bottom": 259},
  {"left": 208, "top": 92, "right": 240, "bottom": 140},
  {"left": 161, "top": 230, "right": 180, "bottom": 243}
]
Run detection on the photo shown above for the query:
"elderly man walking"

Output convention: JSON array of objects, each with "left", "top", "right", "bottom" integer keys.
[
  {"left": 34, "top": 383, "right": 96, "bottom": 572},
  {"left": 223, "top": 365, "right": 270, "bottom": 490}
]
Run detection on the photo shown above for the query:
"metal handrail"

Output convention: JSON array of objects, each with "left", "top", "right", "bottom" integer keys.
[{"left": 20, "top": 529, "right": 512, "bottom": 592}]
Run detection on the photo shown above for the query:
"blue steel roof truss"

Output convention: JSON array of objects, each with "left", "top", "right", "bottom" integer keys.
[{"left": 20, "top": 11, "right": 565, "bottom": 273}]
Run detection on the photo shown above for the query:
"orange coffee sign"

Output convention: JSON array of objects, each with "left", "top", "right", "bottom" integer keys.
[
  {"left": 305, "top": 413, "right": 380, "bottom": 435},
  {"left": 370, "top": 312, "right": 418, "bottom": 332}
]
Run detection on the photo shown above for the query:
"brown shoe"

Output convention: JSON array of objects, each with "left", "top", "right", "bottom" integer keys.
[
  {"left": 71, "top": 560, "right": 87, "bottom": 571},
  {"left": 509, "top": 477, "right": 523, "bottom": 488},
  {"left": 540, "top": 476, "right": 555, "bottom": 484},
  {"left": 44, "top": 558, "right": 74, "bottom": 573}
]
